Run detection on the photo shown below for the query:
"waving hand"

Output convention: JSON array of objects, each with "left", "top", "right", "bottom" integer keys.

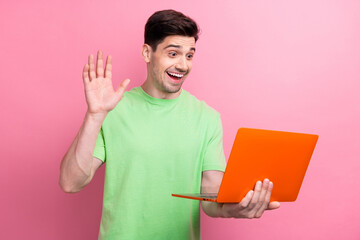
[{"left": 82, "top": 50, "right": 130, "bottom": 117}]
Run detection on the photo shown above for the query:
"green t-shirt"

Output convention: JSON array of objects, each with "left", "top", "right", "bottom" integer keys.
[{"left": 93, "top": 87, "right": 226, "bottom": 240}]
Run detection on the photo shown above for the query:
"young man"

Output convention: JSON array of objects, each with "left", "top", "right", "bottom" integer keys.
[{"left": 59, "top": 9, "right": 280, "bottom": 240}]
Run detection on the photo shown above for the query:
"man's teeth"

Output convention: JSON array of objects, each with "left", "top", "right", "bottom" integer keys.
[{"left": 167, "top": 72, "right": 184, "bottom": 78}]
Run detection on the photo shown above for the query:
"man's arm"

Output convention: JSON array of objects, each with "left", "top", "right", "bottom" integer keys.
[
  {"left": 59, "top": 112, "right": 106, "bottom": 193},
  {"left": 59, "top": 50, "right": 130, "bottom": 193},
  {"left": 200, "top": 171, "right": 225, "bottom": 217},
  {"left": 201, "top": 170, "right": 280, "bottom": 218}
]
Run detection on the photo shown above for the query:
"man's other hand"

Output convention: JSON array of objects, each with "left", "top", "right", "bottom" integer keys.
[{"left": 221, "top": 179, "right": 280, "bottom": 219}]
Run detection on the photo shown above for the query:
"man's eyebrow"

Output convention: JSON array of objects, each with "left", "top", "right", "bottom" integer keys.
[
  {"left": 164, "top": 44, "right": 196, "bottom": 52},
  {"left": 164, "top": 44, "right": 181, "bottom": 49}
]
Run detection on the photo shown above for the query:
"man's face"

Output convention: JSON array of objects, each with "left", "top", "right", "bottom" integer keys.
[{"left": 145, "top": 35, "right": 196, "bottom": 97}]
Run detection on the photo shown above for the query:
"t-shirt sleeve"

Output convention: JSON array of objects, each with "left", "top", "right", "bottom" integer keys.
[
  {"left": 93, "top": 127, "right": 106, "bottom": 163},
  {"left": 202, "top": 113, "right": 227, "bottom": 172}
]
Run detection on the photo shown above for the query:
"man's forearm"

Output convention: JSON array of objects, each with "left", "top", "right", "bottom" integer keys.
[
  {"left": 201, "top": 201, "right": 225, "bottom": 218},
  {"left": 59, "top": 111, "right": 106, "bottom": 192}
]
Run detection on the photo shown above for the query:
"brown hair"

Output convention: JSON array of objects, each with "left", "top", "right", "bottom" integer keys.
[{"left": 144, "top": 9, "right": 200, "bottom": 51}]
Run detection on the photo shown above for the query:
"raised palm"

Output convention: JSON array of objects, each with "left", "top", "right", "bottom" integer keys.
[{"left": 82, "top": 51, "right": 130, "bottom": 115}]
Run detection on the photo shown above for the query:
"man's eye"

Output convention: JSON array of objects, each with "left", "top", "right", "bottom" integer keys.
[
  {"left": 169, "top": 52, "right": 177, "bottom": 57},
  {"left": 187, "top": 54, "right": 194, "bottom": 59}
]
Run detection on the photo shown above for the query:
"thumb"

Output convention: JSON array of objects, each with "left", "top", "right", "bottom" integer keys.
[
  {"left": 267, "top": 201, "right": 281, "bottom": 210},
  {"left": 115, "top": 78, "right": 131, "bottom": 102}
]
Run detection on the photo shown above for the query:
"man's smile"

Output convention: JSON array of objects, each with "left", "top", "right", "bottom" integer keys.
[{"left": 166, "top": 70, "right": 186, "bottom": 82}]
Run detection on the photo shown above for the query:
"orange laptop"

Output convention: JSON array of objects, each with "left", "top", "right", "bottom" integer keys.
[{"left": 172, "top": 128, "right": 319, "bottom": 202}]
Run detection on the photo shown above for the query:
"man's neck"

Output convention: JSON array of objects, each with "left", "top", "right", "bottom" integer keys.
[{"left": 141, "top": 80, "right": 182, "bottom": 99}]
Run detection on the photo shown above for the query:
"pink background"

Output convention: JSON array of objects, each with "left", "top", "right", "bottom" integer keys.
[{"left": 1, "top": 0, "right": 359, "bottom": 239}]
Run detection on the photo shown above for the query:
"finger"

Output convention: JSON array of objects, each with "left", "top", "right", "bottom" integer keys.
[
  {"left": 105, "top": 55, "right": 113, "bottom": 79},
  {"left": 252, "top": 179, "right": 269, "bottom": 216},
  {"left": 255, "top": 180, "right": 272, "bottom": 217},
  {"left": 88, "top": 54, "right": 96, "bottom": 81},
  {"left": 115, "top": 79, "right": 131, "bottom": 102},
  {"left": 239, "top": 190, "right": 254, "bottom": 208},
  {"left": 82, "top": 64, "right": 90, "bottom": 84},
  {"left": 248, "top": 181, "right": 262, "bottom": 210},
  {"left": 267, "top": 201, "right": 281, "bottom": 210},
  {"left": 97, "top": 50, "right": 104, "bottom": 78},
  {"left": 264, "top": 181, "right": 273, "bottom": 206}
]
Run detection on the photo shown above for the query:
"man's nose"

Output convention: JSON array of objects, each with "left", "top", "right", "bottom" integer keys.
[{"left": 175, "top": 56, "right": 188, "bottom": 72}]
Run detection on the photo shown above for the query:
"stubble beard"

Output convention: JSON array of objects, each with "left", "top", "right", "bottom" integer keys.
[
  {"left": 158, "top": 74, "right": 185, "bottom": 94},
  {"left": 161, "top": 83, "right": 182, "bottom": 93}
]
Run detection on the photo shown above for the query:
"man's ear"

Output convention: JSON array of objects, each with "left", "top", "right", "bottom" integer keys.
[{"left": 142, "top": 44, "right": 152, "bottom": 63}]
